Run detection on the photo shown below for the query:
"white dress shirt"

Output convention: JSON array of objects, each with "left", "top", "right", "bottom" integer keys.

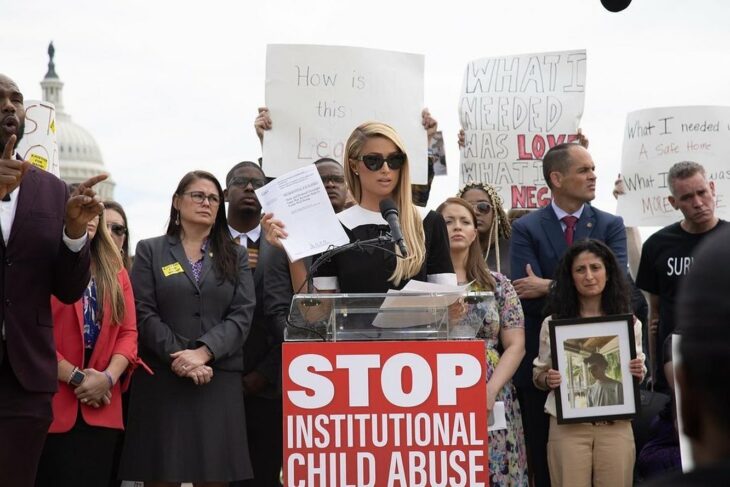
[
  {"left": 228, "top": 224, "right": 261, "bottom": 247},
  {"left": 551, "top": 200, "right": 585, "bottom": 232}
]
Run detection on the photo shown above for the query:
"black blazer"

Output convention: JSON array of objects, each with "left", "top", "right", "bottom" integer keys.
[
  {"left": 243, "top": 238, "right": 292, "bottom": 396},
  {"left": 1, "top": 167, "right": 91, "bottom": 393}
]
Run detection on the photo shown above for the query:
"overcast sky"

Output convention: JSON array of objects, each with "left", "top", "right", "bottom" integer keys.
[{"left": 5, "top": 0, "right": 730, "bottom": 248}]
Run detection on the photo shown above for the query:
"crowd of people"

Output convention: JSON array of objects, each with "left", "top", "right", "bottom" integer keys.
[{"left": 1, "top": 69, "right": 729, "bottom": 487}]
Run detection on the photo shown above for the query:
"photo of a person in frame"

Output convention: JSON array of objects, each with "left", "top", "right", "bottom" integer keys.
[{"left": 585, "top": 352, "right": 624, "bottom": 407}]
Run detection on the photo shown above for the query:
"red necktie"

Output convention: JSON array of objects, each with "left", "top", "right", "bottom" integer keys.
[{"left": 562, "top": 216, "right": 578, "bottom": 246}]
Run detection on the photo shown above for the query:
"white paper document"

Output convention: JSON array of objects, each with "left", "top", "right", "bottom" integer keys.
[
  {"left": 488, "top": 401, "right": 507, "bottom": 432},
  {"left": 255, "top": 165, "right": 349, "bottom": 262},
  {"left": 372, "top": 280, "right": 471, "bottom": 328}
]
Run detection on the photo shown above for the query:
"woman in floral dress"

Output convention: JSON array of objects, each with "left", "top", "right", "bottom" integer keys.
[{"left": 438, "top": 197, "right": 528, "bottom": 486}]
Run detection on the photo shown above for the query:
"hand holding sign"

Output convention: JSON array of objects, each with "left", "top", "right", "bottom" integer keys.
[
  {"left": 254, "top": 106, "right": 272, "bottom": 145},
  {"left": 421, "top": 108, "right": 438, "bottom": 142},
  {"left": 0, "top": 135, "right": 32, "bottom": 200},
  {"left": 65, "top": 174, "right": 108, "bottom": 239}
]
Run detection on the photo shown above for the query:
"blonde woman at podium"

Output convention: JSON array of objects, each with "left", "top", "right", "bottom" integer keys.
[
  {"left": 264, "top": 121, "right": 455, "bottom": 293},
  {"left": 436, "top": 197, "right": 528, "bottom": 486}
]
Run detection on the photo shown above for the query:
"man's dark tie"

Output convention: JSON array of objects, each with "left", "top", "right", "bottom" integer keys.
[{"left": 562, "top": 215, "right": 579, "bottom": 246}]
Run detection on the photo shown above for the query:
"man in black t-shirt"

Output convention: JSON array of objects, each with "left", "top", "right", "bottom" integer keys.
[
  {"left": 645, "top": 226, "right": 730, "bottom": 487},
  {"left": 636, "top": 161, "right": 725, "bottom": 392}
]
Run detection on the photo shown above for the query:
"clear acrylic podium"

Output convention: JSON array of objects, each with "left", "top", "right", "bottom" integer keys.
[{"left": 285, "top": 291, "right": 496, "bottom": 342}]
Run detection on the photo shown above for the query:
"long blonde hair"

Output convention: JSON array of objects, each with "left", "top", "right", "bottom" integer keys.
[
  {"left": 345, "top": 121, "right": 425, "bottom": 286},
  {"left": 92, "top": 211, "right": 126, "bottom": 325}
]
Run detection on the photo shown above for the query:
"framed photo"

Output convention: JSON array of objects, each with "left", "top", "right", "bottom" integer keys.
[{"left": 549, "top": 314, "right": 640, "bottom": 424}]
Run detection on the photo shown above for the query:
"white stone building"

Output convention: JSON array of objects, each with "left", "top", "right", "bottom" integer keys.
[{"left": 40, "top": 42, "right": 114, "bottom": 199}]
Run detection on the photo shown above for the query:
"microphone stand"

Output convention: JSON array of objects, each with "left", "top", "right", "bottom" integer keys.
[
  {"left": 299, "top": 234, "right": 402, "bottom": 305},
  {"left": 289, "top": 234, "right": 403, "bottom": 340}
]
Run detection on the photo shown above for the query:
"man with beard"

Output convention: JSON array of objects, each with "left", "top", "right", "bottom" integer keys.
[
  {"left": 0, "top": 74, "right": 106, "bottom": 486},
  {"left": 636, "top": 161, "right": 725, "bottom": 392}
]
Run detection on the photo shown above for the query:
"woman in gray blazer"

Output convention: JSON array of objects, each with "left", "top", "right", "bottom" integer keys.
[{"left": 120, "top": 170, "right": 255, "bottom": 486}]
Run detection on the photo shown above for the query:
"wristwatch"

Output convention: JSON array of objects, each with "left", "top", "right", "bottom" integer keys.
[{"left": 68, "top": 367, "right": 86, "bottom": 387}]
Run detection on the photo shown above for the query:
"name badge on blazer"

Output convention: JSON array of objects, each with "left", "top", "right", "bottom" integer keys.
[{"left": 161, "top": 262, "right": 185, "bottom": 277}]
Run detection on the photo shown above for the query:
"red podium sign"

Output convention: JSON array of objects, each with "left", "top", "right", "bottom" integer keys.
[{"left": 282, "top": 340, "right": 489, "bottom": 487}]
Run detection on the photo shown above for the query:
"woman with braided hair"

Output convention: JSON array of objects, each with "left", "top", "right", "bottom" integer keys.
[{"left": 458, "top": 182, "right": 513, "bottom": 277}]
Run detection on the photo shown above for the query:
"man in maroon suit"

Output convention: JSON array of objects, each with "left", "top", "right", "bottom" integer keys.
[{"left": 0, "top": 73, "right": 106, "bottom": 486}]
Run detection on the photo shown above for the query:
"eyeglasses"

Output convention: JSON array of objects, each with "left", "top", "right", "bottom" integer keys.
[
  {"left": 320, "top": 175, "right": 345, "bottom": 185},
  {"left": 182, "top": 191, "right": 221, "bottom": 206},
  {"left": 473, "top": 202, "right": 492, "bottom": 214},
  {"left": 357, "top": 153, "right": 407, "bottom": 171},
  {"left": 106, "top": 223, "right": 126, "bottom": 237},
  {"left": 228, "top": 176, "right": 266, "bottom": 189}
]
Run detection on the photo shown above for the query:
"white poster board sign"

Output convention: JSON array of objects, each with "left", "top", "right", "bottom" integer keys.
[
  {"left": 264, "top": 44, "right": 427, "bottom": 183},
  {"left": 617, "top": 106, "right": 730, "bottom": 226},
  {"left": 459, "top": 50, "right": 586, "bottom": 209},
  {"left": 16, "top": 100, "right": 60, "bottom": 177}
]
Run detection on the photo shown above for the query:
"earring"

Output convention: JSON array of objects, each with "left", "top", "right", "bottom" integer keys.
[
  {"left": 354, "top": 171, "right": 359, "bottom": 176},
  {"left": 175, "top": 212, "right": 180, "bottom": 226}
]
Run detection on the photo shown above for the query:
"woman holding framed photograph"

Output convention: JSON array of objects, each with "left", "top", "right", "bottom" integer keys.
[{"left": 532, "top": 239, "right": 645, "bottom": 486}]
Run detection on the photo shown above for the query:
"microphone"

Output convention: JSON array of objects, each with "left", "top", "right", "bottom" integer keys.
[{"left": 379, "top": 198, "right": 408, "bottom": 257}]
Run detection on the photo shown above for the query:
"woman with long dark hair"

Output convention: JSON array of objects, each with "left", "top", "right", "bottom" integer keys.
[
  {"left": 533, "top": 239, "right": 645, "bottom": 486},
  {"left": 119, "top": 171, "right": 255, "bottom": 486},
  {"left": 35, "top": 211, "right": 142, "bottom": 487},
  {"left": 436, "top": 197, "right": 528, "bottom": 486}
]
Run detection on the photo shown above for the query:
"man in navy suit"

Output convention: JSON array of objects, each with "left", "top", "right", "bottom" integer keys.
[
  {"left": 510, "top": 142, "right": 627, "bottom": 486},
  {"left": 0, "top": 74, "right": 106, "bottom": 487}
]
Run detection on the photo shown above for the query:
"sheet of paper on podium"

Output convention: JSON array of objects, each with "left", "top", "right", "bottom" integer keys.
[
  {"left": 372, "top": 280, "right": 471, "bottom": 328},
  {"left": 255, "top": 164, "right": 349, "bottom": 262}
]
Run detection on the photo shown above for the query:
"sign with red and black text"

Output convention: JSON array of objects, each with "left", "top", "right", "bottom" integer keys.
[
  {"left": 282, "top": 341, "right": 489, "bottom": 487},
  {"left": 459, "top": 49, "right": 586, "bottom": 209},
  {"left": 617, "top": 106, "right": 730, "bottom": 226}
]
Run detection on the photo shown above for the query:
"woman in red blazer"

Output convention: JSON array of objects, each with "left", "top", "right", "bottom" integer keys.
[{"left": 36, "top": 211, "right": 148, "bottom": 487}]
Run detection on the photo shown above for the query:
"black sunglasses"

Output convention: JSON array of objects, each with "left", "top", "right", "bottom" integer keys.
[
  {"left": 357, "top": 152, "right": 406, "bottom": 171},
  {"left": 229, "top": 176, "right": 266, "bottom": 189},
  {"left": 107, "top": 223, "right": 126, "bottom": 237},
  {"left": 473, "top": 202, "right": 492, "bottom": 214},
  {"left": 321, "top": 175, "right": 345, "bottom": 185}
]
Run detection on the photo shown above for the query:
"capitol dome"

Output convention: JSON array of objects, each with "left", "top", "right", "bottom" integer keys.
[{"left": 41, "top": 43, "right": 114, "bottom": 200}]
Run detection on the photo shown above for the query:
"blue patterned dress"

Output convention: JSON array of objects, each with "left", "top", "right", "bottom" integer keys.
[
  {"left": 82, "top": 278, "right": 100, "bottom": 350},
  {"left": 473, "top": 272, "right": 529, "bottom": 486}
]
